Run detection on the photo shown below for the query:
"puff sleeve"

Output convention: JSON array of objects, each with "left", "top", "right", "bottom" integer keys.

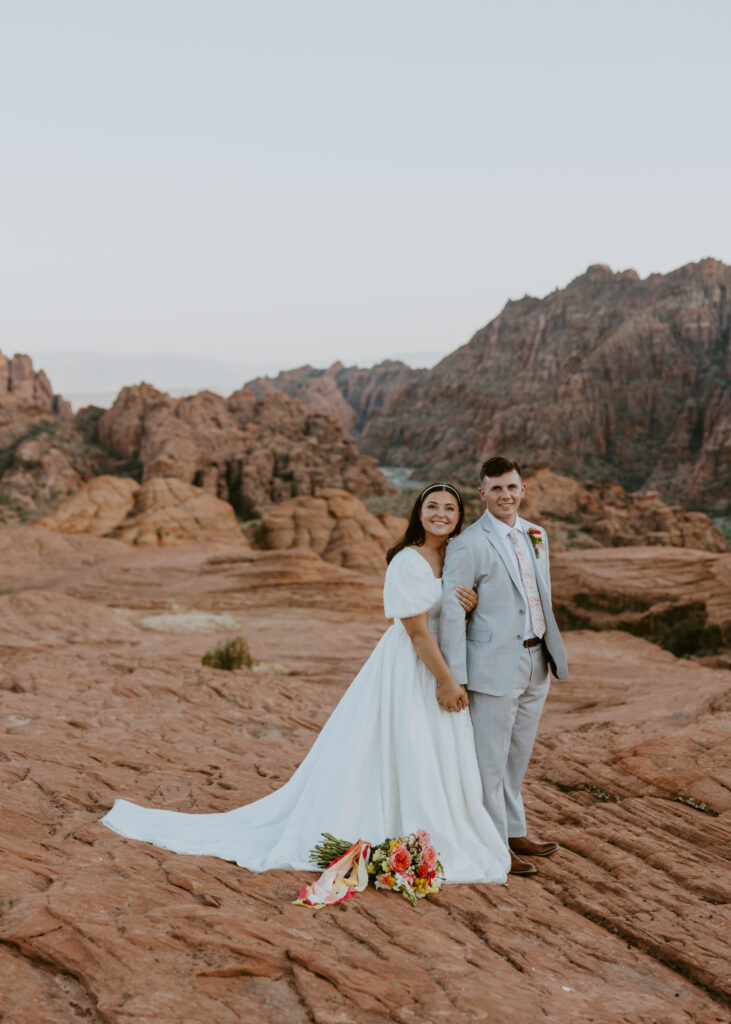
[{"left": 383, "top": 549, "right": 438, "bottom": 620}]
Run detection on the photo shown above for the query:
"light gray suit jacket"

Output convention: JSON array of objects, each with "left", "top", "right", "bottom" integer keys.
[{"left": 440, "top": 511, "right": 568, "bottom": 696}]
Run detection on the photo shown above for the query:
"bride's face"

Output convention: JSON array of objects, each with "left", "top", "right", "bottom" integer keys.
[{"left": 420, "top": 491, "right": 460, "bottom": 539}]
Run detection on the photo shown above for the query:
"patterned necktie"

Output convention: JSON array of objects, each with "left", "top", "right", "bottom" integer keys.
[{"left": 508, "top": 528, "right": 546, "bottom": 638}]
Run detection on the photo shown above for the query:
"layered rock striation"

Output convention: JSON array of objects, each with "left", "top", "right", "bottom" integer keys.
[
  {"left": 260, "top": 488, "right": 406, "bottom": 572},
  {"left": 38, "top": 475, "right": 249, "bottom": 548}
]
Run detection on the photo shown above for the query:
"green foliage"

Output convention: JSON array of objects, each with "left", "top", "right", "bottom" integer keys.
[
  {"left": 309, "top": 833, "right": 354, "bottom": 870},
  {"left": 658, "top": 619, "right": 721, "bottom": 658},
  {"left": 622, "top": 600, "right": 722, "bottom": 658},
  {"left": 239, "top": 518, "right": 263, "bottom": 545},
  {"left": 201, "top": 635, "right": 252, "bottom": 671}
]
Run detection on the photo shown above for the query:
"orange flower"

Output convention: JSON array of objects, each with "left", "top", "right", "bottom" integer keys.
[{"left": 390, "top": 844, "right": 412, "bottom": 874}]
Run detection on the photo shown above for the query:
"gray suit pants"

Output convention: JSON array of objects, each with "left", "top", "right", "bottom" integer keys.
[{"left": 468, "top": 645, "right": 550, "bottom": 845}]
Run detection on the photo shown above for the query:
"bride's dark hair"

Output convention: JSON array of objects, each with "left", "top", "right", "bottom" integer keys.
[{"left": 386, "top": 483, "right": 465, "bottom": 564}]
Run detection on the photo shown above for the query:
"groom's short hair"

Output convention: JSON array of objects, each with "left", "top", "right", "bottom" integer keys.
[{"left": 480, "top": 456, "right": 522, "bottom": 481}]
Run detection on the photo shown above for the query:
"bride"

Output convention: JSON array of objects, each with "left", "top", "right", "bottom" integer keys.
[{"left": 102, "top": 484, "right": 510, "bottom": 885}]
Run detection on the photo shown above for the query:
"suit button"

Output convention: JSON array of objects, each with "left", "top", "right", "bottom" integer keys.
[
  {"left": 519, "top": 609, "right": 524, "bottom": 614},
  {"left": 516, "top": 633, "right": 521, "bottom": 638}
]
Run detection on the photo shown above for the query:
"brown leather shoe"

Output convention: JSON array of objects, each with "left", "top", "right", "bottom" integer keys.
[
  {"left": 509, "top": 851, "right": 537, "bottom": 875},
  {"left": 509, "top": 836, "right": 559, "bottom": 858}
]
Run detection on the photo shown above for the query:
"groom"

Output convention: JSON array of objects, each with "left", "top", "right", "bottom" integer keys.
[{"left": 440, "top": 456, "right": 568, "bottom": 876}]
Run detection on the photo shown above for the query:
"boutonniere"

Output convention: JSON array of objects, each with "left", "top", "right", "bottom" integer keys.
[{"left": 527, "top": 527, "right": 545, "bottom": 558}]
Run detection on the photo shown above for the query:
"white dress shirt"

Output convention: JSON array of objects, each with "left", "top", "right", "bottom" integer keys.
[{"left": 486, "top": 510, "right": 540, "bottom": 640}]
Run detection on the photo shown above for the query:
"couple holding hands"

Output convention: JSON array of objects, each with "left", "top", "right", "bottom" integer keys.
[{"left": 104, "top": 456, "right": 568, "bottom": 884}]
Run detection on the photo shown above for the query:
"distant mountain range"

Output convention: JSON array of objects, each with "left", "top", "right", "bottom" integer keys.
[
  {"left": 3, "top": 259, "right": 729, "bottom": 518},
  {"left": 246, "top": 259, "right": 731, "bottom": 513}
]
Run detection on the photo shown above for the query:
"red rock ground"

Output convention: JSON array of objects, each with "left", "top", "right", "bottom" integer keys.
[{"left": 0, "top": 528, "right": 729, "bottom": 1023}]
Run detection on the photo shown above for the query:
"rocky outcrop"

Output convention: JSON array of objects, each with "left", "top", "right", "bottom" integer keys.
[
  {"left": 0, "top": 350, "right": 72, "bottom": 453},
  {"left": 37, "top": 475, "right": 139, "bottom": 536},
  {"left": 260, "top": 488, "right": 406, "bottom": 572},
  {"left": 0, "top": 528, "right": 729, "bottom": 1022},
  {"left": 113, "top": 478, "right": 248, "bottom": 548},
  {"left": 0, "top": 353, "right": 86, "bottom": 524},
  {"left": 96, "top": 384, "right": 388, "bottom": 518},
  {"left": 38, "top": 475, "right": 248, "bottom": 547},
  {"left": 552, "top": 545, "right": 731, "bottom": 654},
  {"left": 521, "top": 468, "right": 727, "bottom": 552},
  {"left": 0, "top": 351, "right": 70, "bottom": 416},
  {"left": 246, "top": 359, "right": 420, "bottom": 435},
  {"left": 358, "top": 259, "right": 731, "bottom": 512}
]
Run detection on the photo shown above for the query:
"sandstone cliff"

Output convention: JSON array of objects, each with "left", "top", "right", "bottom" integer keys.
[
  {"left": 354, "top": 259, "right": 731, "bottom": 513},
  {"left": 245, "top": 359, "right": 420, "bottom": 435}
]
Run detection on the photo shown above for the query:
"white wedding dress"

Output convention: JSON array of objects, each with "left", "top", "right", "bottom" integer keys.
[{"left": 102, "top": 547, "right": 510, "bottom": 884}]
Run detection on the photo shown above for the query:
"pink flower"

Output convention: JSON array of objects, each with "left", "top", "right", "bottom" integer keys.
[
  {"left": 422, "top": 845, "right": 438, "bottom": 872},
  {"left": 390, "top": 844, "right": 412, "bottom": 874},
  {"left": 416, "top": 829, "right": 431, "bottom": 846}
]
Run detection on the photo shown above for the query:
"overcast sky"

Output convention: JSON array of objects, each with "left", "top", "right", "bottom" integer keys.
[{"left": 2, "top": 0, "right": 730, "bottom": 390}]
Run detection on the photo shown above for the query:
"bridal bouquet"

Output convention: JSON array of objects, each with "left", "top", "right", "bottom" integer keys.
[{"left": 296, "top": 830, "right": 444, "bottom": 909}]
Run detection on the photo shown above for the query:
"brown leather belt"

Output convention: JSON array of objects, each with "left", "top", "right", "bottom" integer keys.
[{"left": 523, "top": 637, "right": 542, "bottom": 648}]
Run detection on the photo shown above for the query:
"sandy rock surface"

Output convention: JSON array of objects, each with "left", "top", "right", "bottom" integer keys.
[{"left": 0, "top": 528, "right": 729, "bottom": 1023}]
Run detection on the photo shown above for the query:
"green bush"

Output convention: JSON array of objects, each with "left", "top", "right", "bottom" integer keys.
[
  {"left": 659, "top": 620, "right": 721, "bottom": 658},
  {"left": 201, "top": 636, "right": 253, "bottom": 671}
]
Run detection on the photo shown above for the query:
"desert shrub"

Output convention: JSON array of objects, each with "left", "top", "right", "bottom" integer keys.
[
  {"left": 622, "top": 600, "right": 722, "bottom": 657},
  {"left": 239, "top": 518, "right": 263, "bottom": 545},
  {"left": 658, "top": 620, "right": 721, "bottom": 658},
  {"left": 202, "top": 636, "right": 252, "bottom": 671}
]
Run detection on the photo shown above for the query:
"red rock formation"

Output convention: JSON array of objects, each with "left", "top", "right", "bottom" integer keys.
[
  {"left": 38, "top": 475, "right": 248, "bottom": 548},
  {"left": 359, "top": 259, "right": 731, "bottom": 513},
  {"left": 551, "top": 545, "right": 731, "bottom": 650},
  {"left": 97, "top": 384, "right": 388, "bottom": 518},
  {"left": 521, "top": 468, "right": 727, "bottom": 552},
  {"left": 0, "top": 350, "right": 71, "bottom": 451},
  {"left": 0, "top": 527, "right": 729, "bottom": 1021},
  {"left": 246, "top": 359, "right": 420, "bottom": 435},
  {"left": 260, "top": 488, "right": 406, "bottom": 572}
]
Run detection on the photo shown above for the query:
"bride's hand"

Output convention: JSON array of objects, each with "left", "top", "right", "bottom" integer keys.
[
  {"left": 436, "top": 679, "right": 469, "bottom": 713},
  {"left": 457, "top": 586, "right": 478, "bottom": 614}
]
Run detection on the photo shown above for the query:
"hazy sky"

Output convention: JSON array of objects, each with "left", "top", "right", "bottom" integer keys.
[{"left": 3, "top": 0, "right": 730, "bottom": 383}]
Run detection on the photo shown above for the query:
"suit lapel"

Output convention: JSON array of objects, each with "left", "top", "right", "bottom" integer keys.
[{"left": 480, "top": 512, "right": 523, "bottom": 595}]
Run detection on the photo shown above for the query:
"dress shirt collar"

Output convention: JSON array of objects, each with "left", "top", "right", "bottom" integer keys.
[{"left": 485, "top": 508, "right": 525, "bottom": 538}]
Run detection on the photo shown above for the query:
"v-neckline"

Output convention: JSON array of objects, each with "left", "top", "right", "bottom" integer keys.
[{"left": 406, "top": 546, "right": 442, "bottom": 580}]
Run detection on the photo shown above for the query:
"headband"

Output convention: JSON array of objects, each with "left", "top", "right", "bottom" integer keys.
[{"left": 418, "top": 483, "right": 463, "bottom": 506}]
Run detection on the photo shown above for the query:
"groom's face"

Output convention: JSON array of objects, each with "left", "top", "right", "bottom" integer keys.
[{"left": 478, "top": 470, "right": 526, "bottom": 525}]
